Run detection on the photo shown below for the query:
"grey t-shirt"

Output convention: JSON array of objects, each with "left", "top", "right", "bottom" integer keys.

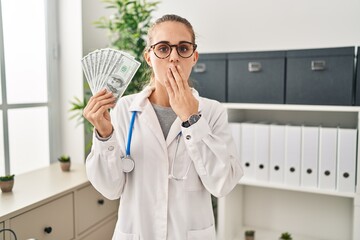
[{"left": 152, "top": 103, "right": 177, "bottom": 139}]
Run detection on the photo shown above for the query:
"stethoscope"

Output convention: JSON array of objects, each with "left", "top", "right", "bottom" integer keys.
[{"left": 121, "top": 111, "right": 192, "bottom": 180}]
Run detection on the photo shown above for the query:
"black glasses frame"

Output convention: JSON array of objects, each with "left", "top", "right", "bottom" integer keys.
[{"left": 149, "top": 41, "right": 198, "bottom": 59}]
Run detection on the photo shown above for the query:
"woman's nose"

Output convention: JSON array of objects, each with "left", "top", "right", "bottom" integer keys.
[{"left": 169, "top": 46, "right": 180, "bottom": 62}]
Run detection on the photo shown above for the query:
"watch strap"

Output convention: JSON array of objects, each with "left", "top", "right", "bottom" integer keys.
[{"left": 181, "top": 114, "right": 201, "bottom": 128}]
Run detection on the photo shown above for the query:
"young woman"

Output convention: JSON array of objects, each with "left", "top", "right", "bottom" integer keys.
[{"left": 84, "top": 14, "right": 243, "bottom": 240}]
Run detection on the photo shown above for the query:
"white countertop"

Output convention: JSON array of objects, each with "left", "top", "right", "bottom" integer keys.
[{"left": 0, "top": 162, "right": 89, "bottom": 221}]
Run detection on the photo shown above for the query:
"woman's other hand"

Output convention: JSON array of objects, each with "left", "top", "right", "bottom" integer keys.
[{"left": 83, "top": 89, "right": 116, "bottom": 138}]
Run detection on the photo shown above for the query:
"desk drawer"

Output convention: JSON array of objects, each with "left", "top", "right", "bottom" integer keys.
[
  {"left": 10, "top": 193, "right": 74, "bottom": 240},
  {"left": 79, "top": 216, "right": 117, "bottom": 240},
  {"left": 1, "top": 221, "right": 4, "bottom": 239},
  {"left": 76, "top": 184, "right": 119, "bottom": 234}
]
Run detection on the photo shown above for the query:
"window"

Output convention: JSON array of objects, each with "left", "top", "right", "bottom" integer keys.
[{"left": 0, "top": 0, "right": 59, "bottom": 175}]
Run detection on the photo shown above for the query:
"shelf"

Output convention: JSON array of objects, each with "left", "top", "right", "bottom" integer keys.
[
  {"left": 223, "top": 103, "right": 360, "bottom": 112},
  {"left": 219, "top": 102, "right": 359, "bottom": 240},
  {"left": 224, "top": 103, "right": 360, "bottom": 128},
  {"left": 239, "top": 178, "right": 355, "bottom": 198}
]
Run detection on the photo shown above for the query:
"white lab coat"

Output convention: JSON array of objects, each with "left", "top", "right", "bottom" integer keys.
[{"left": 86, "top": 86, "right": 243, "bottom": 240}]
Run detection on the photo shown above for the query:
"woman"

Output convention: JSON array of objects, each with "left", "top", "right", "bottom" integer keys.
[{"left": 84, "top": 14, "right": 243, "bottom": 240}]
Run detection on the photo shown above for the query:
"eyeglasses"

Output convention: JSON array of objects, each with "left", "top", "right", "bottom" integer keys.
[{"left": 149, "top": 41, "right": 197, "bottom": 59}]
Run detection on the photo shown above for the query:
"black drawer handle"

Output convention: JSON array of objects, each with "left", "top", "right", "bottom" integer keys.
[
  {"left": 98, "top": 199, "right": 105, "bottom": 205},
  {"left": 193, "top": 63, "right": 206, "bottom": 73},
  {"left": 311, "top": 60, "right": 326, "bottom": 71},
  {"left": 44, "top": 226, "right": 52, "bottom": 234},
  {"left": 248, "top": 62, "right": 262, "bottom": 72}
]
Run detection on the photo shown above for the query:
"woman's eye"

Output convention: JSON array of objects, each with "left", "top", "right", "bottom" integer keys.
[
  {"left": 157, "top": 45, "right": 170, "bottom": 53},
  {"left": 178, "top": 45, "right": 189, "bottom": 53}
]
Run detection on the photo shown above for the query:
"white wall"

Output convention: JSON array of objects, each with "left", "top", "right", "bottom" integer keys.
[
  {"left": 58, "top": 0, "right": 84, "bottom": 163},
  {"left": 154, "top": 0, "right": 360, "bottom": 53},
  {"left": 80, "top": 0, "right": 360, "bottom": 53},
  {"left": 82, "top": 0, "right": 114, "bottom": 55}
]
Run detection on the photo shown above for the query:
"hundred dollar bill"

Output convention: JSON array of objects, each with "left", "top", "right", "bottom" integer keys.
[
  {"left": 81, "top": 48, "right": 141, "bottom": 101},
  {"left": 105, "top": 54, "right": 141, "bottom": 99}
]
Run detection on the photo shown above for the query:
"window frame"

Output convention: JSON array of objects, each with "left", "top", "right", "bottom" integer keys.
[{"left": 0, "top": 0, "right": 60, "bottom": 175}]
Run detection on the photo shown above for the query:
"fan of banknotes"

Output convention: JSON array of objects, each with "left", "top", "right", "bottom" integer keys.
[{"left": 81, "top": 48, "right": 141, "bottom": 100}]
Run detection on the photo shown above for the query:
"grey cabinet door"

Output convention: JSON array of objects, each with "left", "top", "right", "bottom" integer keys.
[
  {"left": 286, "top": 47, "right": 355, "bottom": 105},
  {"left": 355, "top": 47, "right": 360, "bottom": 105},
  {"left": 228, "top": 51, "right": 286, "bottom": 104},
  {"left": 190, "top": 53, "right": 227, "bottom": 102}
]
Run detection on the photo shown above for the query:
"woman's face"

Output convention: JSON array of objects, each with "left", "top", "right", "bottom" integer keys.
[{"left": 144, "top": 21, "right": 198, "bottom": 87}]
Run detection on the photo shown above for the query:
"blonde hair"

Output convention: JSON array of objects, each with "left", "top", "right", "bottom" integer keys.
[
  {"left": 145, "top": 14, "right": 196, "bottom": 86},
  {"left": 147, "top": 14, "right": 196, "bottom": 48}
]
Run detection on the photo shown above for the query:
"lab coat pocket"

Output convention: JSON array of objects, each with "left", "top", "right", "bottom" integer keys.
[
  {"left": 187, "top": 224, "right": 216, "bottom": 240},
  {"left": 115, "top": 231, "right": 140, "bottom": 240}
]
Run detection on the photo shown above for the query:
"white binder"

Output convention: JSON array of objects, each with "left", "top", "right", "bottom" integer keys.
[
  {"left": 318, "top": 127, "right": 337, "bottom": 191},
  {"left": 254, "top": 123, "right": 270, "bottom": 182},
  {"left": 240, "top": 123, "right": 256, "bottom": 180},
  {"left": 269, "top": 124, "right": 285, "bottom": 183},
  {"left": 301, "top": 126, "right": 319, "bottom": 188},
  {"left": 229, "top": 122, "right": 242, "bottom": 156},
  {"left": 337, "top": 128, "right": 357, "bottom": 193},
  {"left": 285, "top": 125, "right": 302, "bottom": 187}
]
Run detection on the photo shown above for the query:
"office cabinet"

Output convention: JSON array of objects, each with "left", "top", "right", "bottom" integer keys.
[
  {"left": 191, "top": 53, "right": 227, "bottom": 102},
  {"left": 228, "top": 51, "right": 286, "bottom": 104},
  {"left": 218, "top": 103, "right": 360, "bottom": 240},
  {"left": 286, "top": 47, "right": 355, "bottom": 105},
  {"left": 355, "top": 47, "right": 360, "bottom": 105},
  {"left": 0, "top": 163, "right": 119, "bottom": 240}
]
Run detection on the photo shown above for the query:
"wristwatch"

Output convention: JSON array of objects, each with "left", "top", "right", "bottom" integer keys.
[{"left": 181, "top": 114, "right": 201, "bottom": 128}]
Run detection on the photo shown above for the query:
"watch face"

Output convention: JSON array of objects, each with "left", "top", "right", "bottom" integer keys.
[{"left": 189, "top": 114, "right": 200, "bottom": 125}]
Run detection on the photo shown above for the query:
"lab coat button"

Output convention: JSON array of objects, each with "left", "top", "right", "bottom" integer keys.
[
  {"left": 186, "top": 135, "right": 191, "bottom": 140},
  {"left": 108, "top": 146, "right": 114, "bottom": 151}
]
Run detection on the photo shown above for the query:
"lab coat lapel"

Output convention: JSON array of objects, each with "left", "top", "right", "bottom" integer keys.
[
  {"left": 166, "top": 117, "right": 182, "bottom": 146},
  {"left": 128, "top": 86, "right": 166, "bottom": 149},
  {"left": 140, "top": 103, "right": 167, "bottom": 148}
]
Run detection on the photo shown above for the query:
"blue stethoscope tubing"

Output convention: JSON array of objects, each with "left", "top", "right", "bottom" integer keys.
[
  {"left": 121, "top": 111, "right": 137, "bottom": 173},
  {"left": 122, "top": 110, "right": 191, "bottom": 180},
  {"left": 126, "top": 111, "right": 137, "bottom": 156}
]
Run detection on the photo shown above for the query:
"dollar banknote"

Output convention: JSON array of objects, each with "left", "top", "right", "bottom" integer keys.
[{"left": 81, "top": 48, "right": 141, "bottom": 101}]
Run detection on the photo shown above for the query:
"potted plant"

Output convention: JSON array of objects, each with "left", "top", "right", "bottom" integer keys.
[
  {"left": 0, "top": 174, "right": 15, "bottom": 192},
  {"left": 245, "top": 230, "right": 255, "bottom": 240},
  {"left": 58, "top": 154, "right": 71, "bottom": 172},
  {"left": 279, "top": 232, "right": 292, "bottom": 240}
]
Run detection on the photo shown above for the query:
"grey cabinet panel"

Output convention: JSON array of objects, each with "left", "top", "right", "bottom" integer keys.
[
  {"left": 355, "top": 47, "right": 360, "bottom": 105},
  {"left": 286, "top": 47, "right": 355, "bottom": 105},
  {"left": 190, "top": 53, "right": 227, "bottom": 102},
  {"left": 228, "top": 51, "right": 286, "bottom": 104}
]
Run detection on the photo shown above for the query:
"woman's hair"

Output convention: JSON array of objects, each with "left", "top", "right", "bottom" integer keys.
[
  {"left": 144, "top": 14, "right": 197, "bottom": 87},
  {"left": 146, "top": 14, "right": 196, "bottom": 48}
]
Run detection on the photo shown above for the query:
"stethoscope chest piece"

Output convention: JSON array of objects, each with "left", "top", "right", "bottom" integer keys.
[{"left": 122, "top": 155, "right": 135, "bottom": 173}]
